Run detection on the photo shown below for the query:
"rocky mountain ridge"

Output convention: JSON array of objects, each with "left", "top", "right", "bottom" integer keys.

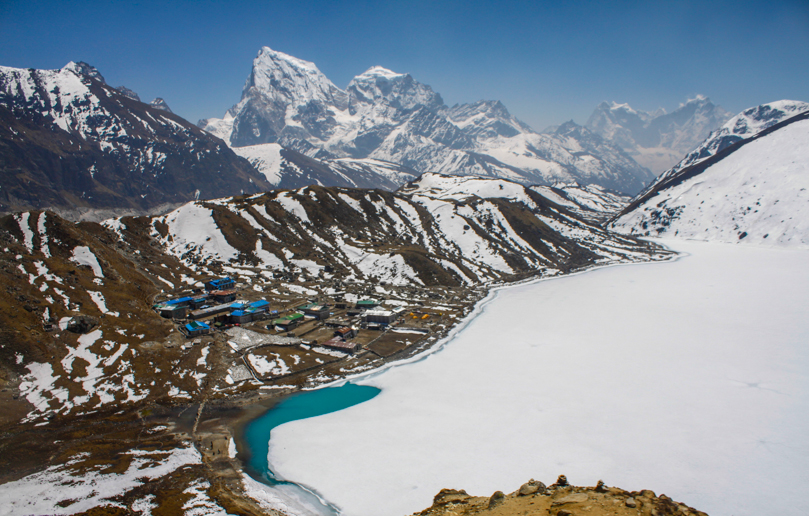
[
  {"left": 200, "top": 47, "right": 654, "bottom": 194},
  {"left": 0, "top": 62, "right": 271, "bottom": 215}
]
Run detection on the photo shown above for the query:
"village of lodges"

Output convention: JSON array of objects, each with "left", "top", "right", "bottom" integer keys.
[{"left": 152, "top": 277, "right": 442, "bottom": 359}]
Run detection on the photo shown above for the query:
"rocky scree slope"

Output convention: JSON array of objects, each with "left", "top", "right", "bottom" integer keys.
[
  {"left": 147, "top": 173, "right": 671, "bottom": 287},
  {"left": 609, "top": 100, "right": 809, "bottom": 246},
  {"left": 200, "top": 47, "right": 653, "bottom": 194},
  {"left": 586, "top": 96, "right": 732, "bottom": 174},
  {"left": 0, "top": 62, "right": 271, "bottom": 216}
]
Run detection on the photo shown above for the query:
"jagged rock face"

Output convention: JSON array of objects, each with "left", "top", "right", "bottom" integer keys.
[
  {"left": 201, "top": 47, "right": 655, "bottom": 194},
  {"left": 610, "top": 101, "right": 809, "bottom": 246},
  {"left": 0, "top": 63, "right": 271, "bottom": 214},
  {"left": 447, "top": 100, "right": 532, "bottom": 139},
  {"left": 348, "top": 67, "right": 444, "bottom": 115},
  {"left": 115, "top": 86, "right": 140, "bottom": 102},
  {"left": 656, "top": 99, "right": 809, "bottom": 179},
  {"left": 62, "top": 61, "right": 106, "bottom": 84},
  {"left": 586, "top": 96, "right": 732, "bottom": 174},
  {"left": 227, "top": 47, "right": 348, "bottom": 148},
  {"left": 150, "top": 98, "right": 172, "bottom": 112}
]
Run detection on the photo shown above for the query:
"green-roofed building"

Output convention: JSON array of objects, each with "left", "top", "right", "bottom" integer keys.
[
  {"left": 356, "top": 299, "right": 379, "bottom": 308},
  {"left": 271, "top": 312, "right": 305, "bottom": 330}
]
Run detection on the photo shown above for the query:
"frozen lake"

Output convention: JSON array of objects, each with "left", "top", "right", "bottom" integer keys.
[{"left": 268, "top": 240, "right": 809, "bottom": 516}]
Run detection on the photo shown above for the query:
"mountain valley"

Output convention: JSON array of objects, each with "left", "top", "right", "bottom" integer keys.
[
  {"left": 586, "top": 96, "right": 732, "bottom": 174},
  {"left": 0, "top": 34, "right": 805, "bottom": 516},
  {"left": 0, "top": 173, "right": 674, "bottom": 514}
]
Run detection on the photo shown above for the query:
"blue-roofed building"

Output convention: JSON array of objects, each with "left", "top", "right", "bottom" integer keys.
[
  {"left": 184, "top": 321, "right": 210, "bottom": 337},
  {"left": 205, "top": 277, "right": 235, "bottom": 291},
  {"left": 165, "top": 296, "right": 194, "bottom": 306},
  {"left": 230, "top": 310, "right": 252, "bottom": 324},
  {"left": 250, "top": 300, "right": 270, "bottom": 310}
]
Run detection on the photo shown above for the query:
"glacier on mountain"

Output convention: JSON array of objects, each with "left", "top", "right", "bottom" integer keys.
[{"left": 199, "top": 47, "right": 654, "bottom": 194}]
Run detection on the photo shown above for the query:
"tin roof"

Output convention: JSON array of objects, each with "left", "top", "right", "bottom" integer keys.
[{"left": 185, "top": 321, "right": 210, "bottom": 331}]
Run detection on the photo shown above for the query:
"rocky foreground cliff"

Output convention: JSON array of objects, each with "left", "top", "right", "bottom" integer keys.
[{"left": 413, "top": 476, "right": 706, "bottom": 516}]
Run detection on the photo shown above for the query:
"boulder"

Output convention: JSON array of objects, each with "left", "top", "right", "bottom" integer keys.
[
  {"left": 518, "top": 479, "right": 547, "bottom": 496},
  {"left": 432, "top": 489, "right": 470, "bottom": 506},
  {"left": 488, "top": 491, "right": 505, "bottom": 508}
]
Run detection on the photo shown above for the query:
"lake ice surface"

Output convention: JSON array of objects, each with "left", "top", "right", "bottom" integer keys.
[{"left": 268, "top": 240, "right": 809, "bottom": 516}]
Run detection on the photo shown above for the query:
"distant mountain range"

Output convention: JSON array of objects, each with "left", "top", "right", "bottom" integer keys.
[
  {"left": 0, "top": 51, "right": 740, "bottom": 216},
  {"left": 610, "top": 100, "right": 809, "bottom": 247},
  {"left": 200, "top": 47, "right": 655, "bottom": 194},
  {"left": 585, "top": 96, "right": 732, "bottom": 174}
]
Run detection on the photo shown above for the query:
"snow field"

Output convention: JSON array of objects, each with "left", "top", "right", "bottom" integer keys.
[
  {"left": 268, "top": 240, "right": 809, "bottom": 516},
  {"left": 614, "top": 117, "right": 809, "bottom": 247}
]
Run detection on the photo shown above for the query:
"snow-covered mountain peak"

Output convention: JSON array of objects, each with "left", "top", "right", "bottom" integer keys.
[
  {"left": 680, "top": 94, "right": 707, "bottom": 106},
  {"left": 347, "top": 67, "right": 443, "bottom": 112},
  {"left": 723, "top": 100, "right": 809, "bottom": 137},
  {"left": 115, "top": 86, "right": 140, "bottom": 102},
  {"left": 607, "top": 101, "right": 644, "bottom": 117},
  {"left": 586, "top": 96, "right": 732, "bottom": 174},
  {"left": 244, "top": 46, "right": 346, "bottom": 107},
  {"left": 447, "top": 100, "right": 532, "bottom": 138},
  {"left": 150, "top": 98, "right": 172, "bottom": 112},
  {"left": 354, "top": 66, "right": 405, "bottom": 80},
  {"left": 611, "top": 103, "right": 809, "bottom": 247},
  {"left": 61, "top": 61, "right": 106, "bottom": 84},
  {"left": 199, "top": 46, "right": 654, "bottom": 194}
]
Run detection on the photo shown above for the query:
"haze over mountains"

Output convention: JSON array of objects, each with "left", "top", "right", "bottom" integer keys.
[
  {"left": 611, "top": 100, "right": 809, "bottom": 247},
  {"left": 585, "top": 96, "right": 732, "bottom": 174},
  {"left": 200, "top": 47, "right": 656, "bottom": 194}
]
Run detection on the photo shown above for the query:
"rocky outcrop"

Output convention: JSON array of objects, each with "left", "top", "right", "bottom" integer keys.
[{"left": 412, "top": 478, "right": 707, "bottom": 516}]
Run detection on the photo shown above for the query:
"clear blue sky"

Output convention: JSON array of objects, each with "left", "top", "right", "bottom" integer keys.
[{"left": 1, "top": 0, "right": 807, "bottom": 130}]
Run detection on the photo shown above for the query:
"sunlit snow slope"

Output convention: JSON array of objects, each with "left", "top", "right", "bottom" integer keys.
[{"left": 611, "top": 103, "right": 809, "bottom": 247}]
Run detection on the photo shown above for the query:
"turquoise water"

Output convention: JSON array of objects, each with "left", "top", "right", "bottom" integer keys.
[{"left": 242, "top": 383, "right": 381, "bottom": 511}]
